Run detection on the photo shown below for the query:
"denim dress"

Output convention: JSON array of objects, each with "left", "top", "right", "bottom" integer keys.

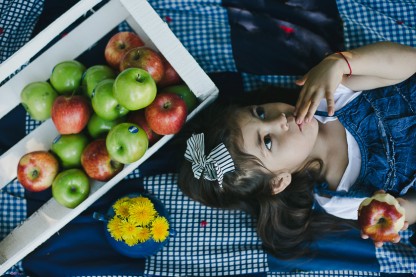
[{"left": 315, "top": 74, "right": 416, "bottom": 198}]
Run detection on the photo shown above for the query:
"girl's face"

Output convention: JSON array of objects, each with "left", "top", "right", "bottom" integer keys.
[{"left": 237, "top": 102, "right": 319, "bottom": 174}]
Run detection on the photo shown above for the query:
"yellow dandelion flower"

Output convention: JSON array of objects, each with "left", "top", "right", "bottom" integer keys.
[
  {"left": 128, "top": 200, "right": 157, "bottom": 226},
  {"left": 131, "top": 196, "right": 154, "bottom": 207},
  {"left": 113, "top": 199, "right": 131, "bottom": 219},
  {"left": 120, "top": 220, "right": 140, "bottom": 246},
  {"left": 136, "top": 226, "right": 151, "bottom": 243},
  {"left": 107, "top": 217, "right": 124, "bottom": 241},
  {"left": 123, "top": 235, "right": 139, "bottom": 247},
  {"left": 151, "top": 216, "right": 169, "bottom": 242}
]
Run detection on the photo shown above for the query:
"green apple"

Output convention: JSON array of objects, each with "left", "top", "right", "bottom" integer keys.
[
  {"left": 50, "top": 60, "right": 86, "bottom": 94},
  {"left": 20, "top": 81, "right": 58, "bottom": 121},
  {"left": 87, "top": 113, "right": 125, "bottom": 139},
  {"left": 82, "top": 65, "right": 116, "bottom": 98},
  {"left": 106, "top": 123, "right": 148, "bottom": 164},
  {"left": 91, "top": 79, "right": 129, "bottom": 120},
  {"left": 113, "top": 68, "right": 157, "bottom": 110},
  {"left": 51, "top": 133, "right": 89, "bottom": 168},
  {"left": 160, "top": 84, "right": 198, "bottom": 113},
  {"left": 52, "top": 168, "right": 90, "bottom": 209}
]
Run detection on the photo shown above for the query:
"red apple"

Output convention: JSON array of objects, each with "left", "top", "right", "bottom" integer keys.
[
  {"left": 119, "top": 46, "right": 165, "bottom": 84},
  {"left": 145, "top": 92, "right": 187, "bottom": 135},
  {"left": 104, "top": 32, "right": 145, "bottom": 69},
  {"left": 358, "top": 193, "right": 406, "bottom": 242},
  {"left": 17, "top": 151, "right": 59, "bottom": 192},
  {"left": 51, "top": 95, "right": 92, "bottom": 134},
  {"left": 127, "top": 109, "right": 162, "bottom": 145},
  {"left": 81, "top": 139, "right": 124, "bottom": 181},
  {"left": 158, "top": 57, "right": 181, "bottom": 88}
]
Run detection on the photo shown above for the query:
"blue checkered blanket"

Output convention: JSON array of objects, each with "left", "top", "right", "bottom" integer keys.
[{"left": 1, "top": 0, "right": 416, "bottom": 276}]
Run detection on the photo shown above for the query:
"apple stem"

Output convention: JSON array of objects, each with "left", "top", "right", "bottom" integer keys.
[
  {"left": 31, "top": 170, "right": 39, "bottom": 179},
  {"left": 163, "top": 102, "right": 171, "bottom": 109},
  {"left": 378, "top": 217, "right": 386, "bottom": 224},
  {"left": 136, "top": 74, "right": 143, "bottom": 83}
]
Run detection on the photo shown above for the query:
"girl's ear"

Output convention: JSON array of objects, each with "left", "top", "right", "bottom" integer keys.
[{"left": 270, "top": 171, "right": 292, "bottom": 195}]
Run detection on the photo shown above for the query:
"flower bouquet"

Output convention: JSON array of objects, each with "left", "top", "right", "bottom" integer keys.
[{"left": 95, "top": 193, "right": 171, "bottom": 258}]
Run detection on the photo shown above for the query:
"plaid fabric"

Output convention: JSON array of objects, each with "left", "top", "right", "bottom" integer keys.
[
  {"left": 267, "top": 271, "right": 380, "bottom": 277},
  {"left": 0, "top": 0, "right": 44, "bottom": 63},
  {"left": 335, "top": 0, "right": 416, "bottom": 49},
  {"left": 377, "top": 229, "right": 416, "bottom": 273},
  {"left": 142, "top": 173, "right": 268, "bottom": 276}
]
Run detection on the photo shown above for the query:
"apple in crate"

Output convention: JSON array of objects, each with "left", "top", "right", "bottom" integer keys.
[
  {"left": 106, "top": 123, "right": 148, "bottom": 164},
  {"left": 82, "top": 65, "right": 116, "bottom": 98},
  {"left": 158, "top": 57, "right": 181, "bottom": 88},
  {"left": 113, "top": 68, "right": 157, "bottom": 110},
  {"left": 145, "top": 93, "right": 187, "bottom": 135},
  {"left": 160, "top": 84, "right": 198, "bottom": 113},
  {"left": 52, "top": 168, "right": 90, "bottom": 209},
  {"left": 20, "top": 81, "right": 58, "bottom": 121},
  {"left": 105, "top": 31, "right": 144, "bottom": 69},
  {"left": 119, "top": 46, "right": 165, "bottom": 84},
  {"left": 127, "top": 109, "right": 162, "bottom": 145},
  {"left": 51, "top": 133, "right": 89, "bottom": 169},
  {"left": 50, "top": 60, "right": 86, "bottom": 94},
  {"left": 17, "top": 151, "right": 59, "bottom": 192},
  {"left": 87, "top": 113, "right": 125, "bottom": 139},
  {"left": 81, "top": 139, "right": 124, "bottom": 181},
  {"left": 91, "top": 79, "right": 129, "bottom": 120},
  {"left": 358, "top": 193, "right": 406, "bottom": 242},
  {"left": 51, "top": 95, "right": 92, "bottom": 134}
]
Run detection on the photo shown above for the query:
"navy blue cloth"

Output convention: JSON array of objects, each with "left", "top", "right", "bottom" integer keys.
[{"left": 224, "top": 0, "right": 344, "bottom": 75}]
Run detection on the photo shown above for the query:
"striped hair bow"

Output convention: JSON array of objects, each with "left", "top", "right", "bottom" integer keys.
[{"left": 184, "top": 133, "right": 235, "bottom": 187}]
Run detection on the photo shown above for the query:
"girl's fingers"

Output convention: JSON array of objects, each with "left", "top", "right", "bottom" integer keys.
[
  {"left": 326, "top": 94, "right": 335, "bottom": 116},
  {"left": 294, "top": 86, "right": 308, "bottom": 117},
  {"left": 295, "top": 75, "right": 307, "bottom": 86},
  {"left": 375, "top": 241, "right": 384, "bottom": 248},
  {"left": 304, "top": 92, "right": 322, "bottom": 123},
  {"left": 402, "top": 221, "right": 409, "bottom": 231}
]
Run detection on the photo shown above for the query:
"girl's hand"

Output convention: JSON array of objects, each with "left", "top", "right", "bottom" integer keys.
[
  {"left": 294, "top": 55, "right": 346, "bottom": 124},
  {"left": 359, "top": 190, "right": 409, "bottom": 247}
]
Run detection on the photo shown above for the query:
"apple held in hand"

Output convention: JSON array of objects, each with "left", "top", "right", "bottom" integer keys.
[
  {"left": 82, "top": 65, "right": 116, "bottom": 98},
  {"left": 81, "top": 139, "right": 124, "bottom": 181},
  {"left": 119, "top": 46, "right": 165, "bottom": 84},
  {"left": 51, "top": 133, "right": 89, "bottom": 169},
  {"left": 20, "top": 81, "right": 58, "bottom": 121},
  {"left": 145, "top": 93, "right": 187, "bottom": 135},
  {"left": 50, "top": 60, "right": 86, "bottom": 94},
  {"left": 51, "top": 95, "right": 92, "bottom": 134},
  {"left": 87, "top": 113, "right": 125, "bottom": 139},
  {"left": 106, "top": 123, "right": 148, "bottom": 164},
  {"left": 160, "top": 84, "right": 198, "bottom": 113},
  {"left": 52, "top": 168, "right": 90, "bottom": 209},
  {"left": 17, "top": 151, "right": 59, "bottom": 192},
  {"left": 91, "top": 79, "right": 129, "bottom": 120},
  {"left": 127, "top": 109, "right": 162, "bottom": 145},
  {"left": 113, "top": 68, "right": 157, "bottom": 110},
  {"left": 105, "top": 31, "right": 144, "bottom": 69},
  {"left": 358, "top": 193, "right": 405, "bottom": 242}
]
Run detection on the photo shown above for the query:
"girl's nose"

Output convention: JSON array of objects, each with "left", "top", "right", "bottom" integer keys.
[{"left": 266, "top": 113, "right": 289, "bottom": 131}]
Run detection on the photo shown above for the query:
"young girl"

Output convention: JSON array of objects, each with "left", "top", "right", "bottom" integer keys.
[{"left": 178, "top": 41, "right": 416, "bottom": 259}]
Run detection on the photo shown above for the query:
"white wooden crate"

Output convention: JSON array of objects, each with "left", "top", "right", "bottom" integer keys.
[{"left": 0, "top": 0, "right": 218, "bottom": 274}]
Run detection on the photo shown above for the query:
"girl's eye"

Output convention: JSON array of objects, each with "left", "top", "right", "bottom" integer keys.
[
  {"left": 264, "top": 134, "right": 272, "bottom": 150},
  {"left": 256, "top": 106, "right": 266, "bottom": 119}
]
